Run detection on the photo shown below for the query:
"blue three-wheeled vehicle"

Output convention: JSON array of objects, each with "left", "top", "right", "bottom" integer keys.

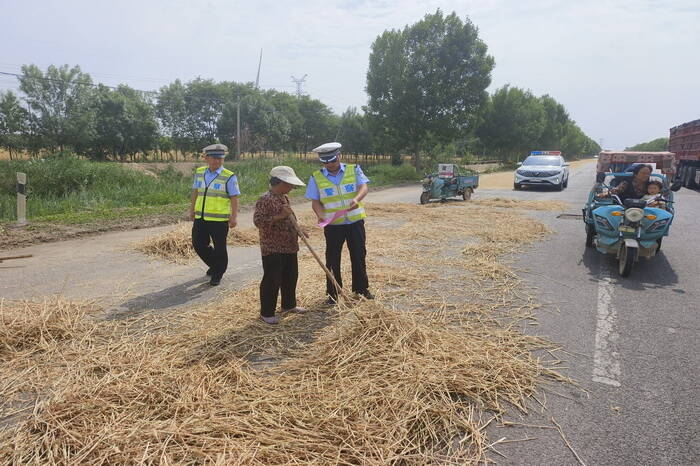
[{"left": 583, "top": 151, "right": 682, "bottom": 277}]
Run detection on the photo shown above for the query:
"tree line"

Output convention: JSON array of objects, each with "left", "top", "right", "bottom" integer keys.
[{"left": 0, "top": 10, "right": 599, "bottom": 166}]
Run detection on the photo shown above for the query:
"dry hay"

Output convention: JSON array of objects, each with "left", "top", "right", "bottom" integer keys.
[
  {"left": 135, "top": 223, "right": 261, "bottom": 262},
  {"left": 136, "top": 214, "right": 322, "bottom": 263},
  {"left": 0, "top": 298, "right": 98, "bottom": 360},
  {"left": 0, "top": 198, "right": 575, "bottom": 464},
  {"left": 472, "top": 197, "right": 569, "bottom": 211}
]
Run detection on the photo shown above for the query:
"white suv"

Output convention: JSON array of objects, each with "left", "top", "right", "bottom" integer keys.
[{"left": 514, "top": 154, "right": 570, "bottom": 191}]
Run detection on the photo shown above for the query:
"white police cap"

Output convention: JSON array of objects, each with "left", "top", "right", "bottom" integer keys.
[
  {"left": 312, "top": 142, "right": 342, "bottom": 162},
  {"left": 203, "top": 143, "right": 228, "bottom": 158}
]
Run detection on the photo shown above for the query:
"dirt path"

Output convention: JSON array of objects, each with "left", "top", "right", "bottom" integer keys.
[
  {"left": 0, "top": 187, "right": 418, "bottom": 313},
  {"left": 0, "top": 160, "right": 597, "bottom": 309}
]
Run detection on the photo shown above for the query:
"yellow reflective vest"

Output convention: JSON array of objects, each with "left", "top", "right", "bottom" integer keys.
[
  {"left": 193, "top": 166, "right": 235, "bottom": 221},
  {"left": 313, "top": 164, "right": 367, "bottom": 225}
]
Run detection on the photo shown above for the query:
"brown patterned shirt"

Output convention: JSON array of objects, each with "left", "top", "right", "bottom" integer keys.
[{"left": 253, "top": 191, "right": 299, "bottom": 256}]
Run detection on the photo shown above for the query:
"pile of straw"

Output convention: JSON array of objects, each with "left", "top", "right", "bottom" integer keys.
[
  {"left": 135, "top": 223, "right": 261, "bottom": 262},
  {"left": 472, "top": 197, "right": 569, "bottom": 211},
  {"left": 1, "top": 198, "right": 575, "bottom": 463},
  {"left": 0, "top": 298, "right": 96, "bottom": 359}
]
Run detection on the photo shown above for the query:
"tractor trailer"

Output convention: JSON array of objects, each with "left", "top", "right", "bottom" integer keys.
[{"left": 669, "top": 119, "right": 700, "bottom": 188}]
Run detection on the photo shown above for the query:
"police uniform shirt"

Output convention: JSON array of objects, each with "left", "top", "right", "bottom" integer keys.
[
  {"left": 192, "top": 167, "right": 241, "bottom": 197},
  {"left": 305, "top": 163, "right": 370, "bottom": 225}
]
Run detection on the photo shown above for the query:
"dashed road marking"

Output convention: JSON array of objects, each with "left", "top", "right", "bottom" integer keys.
[{"left": 592, "top": 271, "right": 621, "bottom": 387}]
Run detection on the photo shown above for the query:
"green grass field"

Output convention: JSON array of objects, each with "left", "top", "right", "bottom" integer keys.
[{"left": 0, "top": 156, "right": 418, "bottom": 224}]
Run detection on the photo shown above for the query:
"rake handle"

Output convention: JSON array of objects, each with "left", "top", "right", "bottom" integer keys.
[
  {"left": 287, "top": 213, "right": 348, "bottom": 301},
  {"left": 0, "top": 254, "right": 33, "bottom": 263}
]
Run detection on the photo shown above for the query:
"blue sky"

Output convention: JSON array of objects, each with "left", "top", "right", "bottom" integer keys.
[{"left": 1, "top": 0, "right": 698, "bottom": 149}]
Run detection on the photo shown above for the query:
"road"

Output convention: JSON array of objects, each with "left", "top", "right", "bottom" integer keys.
[
  {"left": 1, "top": 161, "right": 698, "bottom": 464},
  {"left": 478, "top": 162, "right": 700, "bottom": 465}
]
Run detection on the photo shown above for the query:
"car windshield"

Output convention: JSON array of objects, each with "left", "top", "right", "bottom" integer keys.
[{"left": 523, "top": 156, "right": 561, "bottom": 166}]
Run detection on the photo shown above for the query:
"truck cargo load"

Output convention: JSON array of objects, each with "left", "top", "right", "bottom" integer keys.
[{"left": 669, "top": 119, "right": 700, "bottom": 188}]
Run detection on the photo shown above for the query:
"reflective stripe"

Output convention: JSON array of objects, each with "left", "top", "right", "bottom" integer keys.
[
  {"left": 202, "top": 192, "right": 232, "bottom": 199},
  {"left": 322, "top": 200, "right": 346, "bottom": 210},
  {"left": 194, "top": 211, "right": 229, "bottom": 219}
]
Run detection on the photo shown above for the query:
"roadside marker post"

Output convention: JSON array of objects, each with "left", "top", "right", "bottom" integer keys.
[{"left": 16, "top": 172, "right": 27, "bottom": 226}]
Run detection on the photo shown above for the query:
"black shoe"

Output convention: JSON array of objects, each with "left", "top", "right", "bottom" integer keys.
[
  {"left": 210, "top": 276, "right": 221, "bottom": 286},
  {"left": 206, "top": 268, "right": 213, "bottom": 276},
  {"left": 325, "top": 296, "right": 337, "bottom": 306},
  {"left": 357, "top": 290, "right": 374, "bottom": 300}
]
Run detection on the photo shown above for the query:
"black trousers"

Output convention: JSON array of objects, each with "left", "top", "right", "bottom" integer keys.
[
  {"left": 192, "top": 219, "right": 229, "bottom": 278},
  {"left": 260, "top": 253, "right": 298, "bottom": 317},
  {"left": 324, "top": 220, "right": 369, "bottom": 298}
]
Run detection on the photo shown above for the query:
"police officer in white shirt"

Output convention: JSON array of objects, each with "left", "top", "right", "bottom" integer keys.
[{"left": 305, "top": 142, "right": 373, "bottom": 303}]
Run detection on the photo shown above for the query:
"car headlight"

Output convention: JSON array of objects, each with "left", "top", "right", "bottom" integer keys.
[{"left": 625, "top": 208, "right": 644, "bottom": 222}]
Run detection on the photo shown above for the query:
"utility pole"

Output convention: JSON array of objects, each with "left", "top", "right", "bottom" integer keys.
[
  {"left": 255, "top": 49, "right": 263, "bottom": 89},
  {"left": 291, "top": 74, "right": 307, "bottom": 98},
  {"left": 236, "top": 95, "right": 241, "bottom": 160}
]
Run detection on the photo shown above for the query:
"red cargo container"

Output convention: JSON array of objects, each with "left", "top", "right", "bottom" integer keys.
[{"left": 669, "top": 119, "right": 700, "bottom": 187}]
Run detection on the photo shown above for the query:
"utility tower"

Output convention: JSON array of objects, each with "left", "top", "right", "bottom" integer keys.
[{"left": 291, "top": 74, "right": 307, "bottom": 98}]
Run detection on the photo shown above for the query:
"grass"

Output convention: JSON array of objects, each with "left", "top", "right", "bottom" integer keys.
[{"left": 0, "top": 156, "right": 418, "bottom": 224}]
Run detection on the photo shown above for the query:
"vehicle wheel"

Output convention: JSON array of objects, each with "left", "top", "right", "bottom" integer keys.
[
  {"left": 563, "top": 177, "right": 569, "bottom": 188},
  {"left": 656, "top": 237, "right": 662, "bottom": 253},
  {"left": 585, "top": 223, "right": 595, "bottom": 248},
  {"left": 556, "top": 180, "right": 564, "bottom": 191},
  {"left": 462, "top": 188, "right": 473, "bottom": 201},
  {"left": 618, "top": 244, "right": 636, "bottom": 277},
  {"left": 514, "top": 183, "right": 521, "bottom": 190},
  {"left": 689, "top": 168, "right": 697, "bottom": 189},
  {"left": 684, "top": 167, "right": 693, "bottom": 188},
  {"left": 420, "top": 192, "right": 429, "bottom": 205}
]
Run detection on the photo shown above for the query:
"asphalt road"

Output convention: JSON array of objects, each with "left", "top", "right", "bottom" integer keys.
[
  {"left": 477, "top": 163, "right": 700, "bottom": 465},
  {"left": 356, "top": 163, "right": 699, "bottom": 464},
  {"left": 1, "top": 162, "right": 698, "bottom": 464}
]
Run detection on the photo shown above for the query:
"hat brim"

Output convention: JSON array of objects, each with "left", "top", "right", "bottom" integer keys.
[
  {"left": 319, "top": 155, "right": 338, "bottom": 163},
  {"left": 279, "top": 176, "right": 306, "bottom": 186}
]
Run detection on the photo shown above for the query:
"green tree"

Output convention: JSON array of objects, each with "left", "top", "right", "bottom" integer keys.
[
  {"left": 218, "top": 92, "right": 291, "bottom": 154},
  {"left": 477, "top": 85, "right": 546, "bottom": 162},
  {"left": 156, "top": 80, "right": 189, "bottom": 156},
  {"left": 265, "top": 90, "right": 305, "bottom": 153},
  {"left": 298, "top": 96, "right": 337, "bottom": 153},
  {"left": 338, "top": 107, "right": 372, "bottom": 155},
  {"left": 626, "top": 137, "right": 668, "bottom": 151},
  {"left": 92, "top": 85, "right": 158, "bottom": 161},
  {"left": 0, "top": 91, "right": 27, "bottom": 159},
  {"left": 366, "top": 10, "right": 494, "bottom": 167},
  {"left": 18, "top": 64, "right": 95, "bottom": 154},
  {"left": 538, "top": 95, "right": 569, "bottom": 150}
]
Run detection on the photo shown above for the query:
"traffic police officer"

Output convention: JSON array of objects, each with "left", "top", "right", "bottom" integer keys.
[
  {"left": 305, "top": 142, "right": 373, "bottom": 303},
  {"left": 189, "top": 143, "right": 240, "bottom": 286}
]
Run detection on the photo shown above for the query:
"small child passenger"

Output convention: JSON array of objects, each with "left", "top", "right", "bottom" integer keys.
[{"left": 641, "top": 180, "right": 666, "bottom": 208}]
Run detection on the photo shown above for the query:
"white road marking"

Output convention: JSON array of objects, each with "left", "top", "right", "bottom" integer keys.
[{"left": 592, "top": 271, "right": 621, "bottom": 387}]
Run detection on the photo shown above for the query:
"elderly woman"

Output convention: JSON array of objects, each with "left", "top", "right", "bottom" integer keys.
[{"left": 611, "top": 164, "right": 653, "bottom": 200}]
